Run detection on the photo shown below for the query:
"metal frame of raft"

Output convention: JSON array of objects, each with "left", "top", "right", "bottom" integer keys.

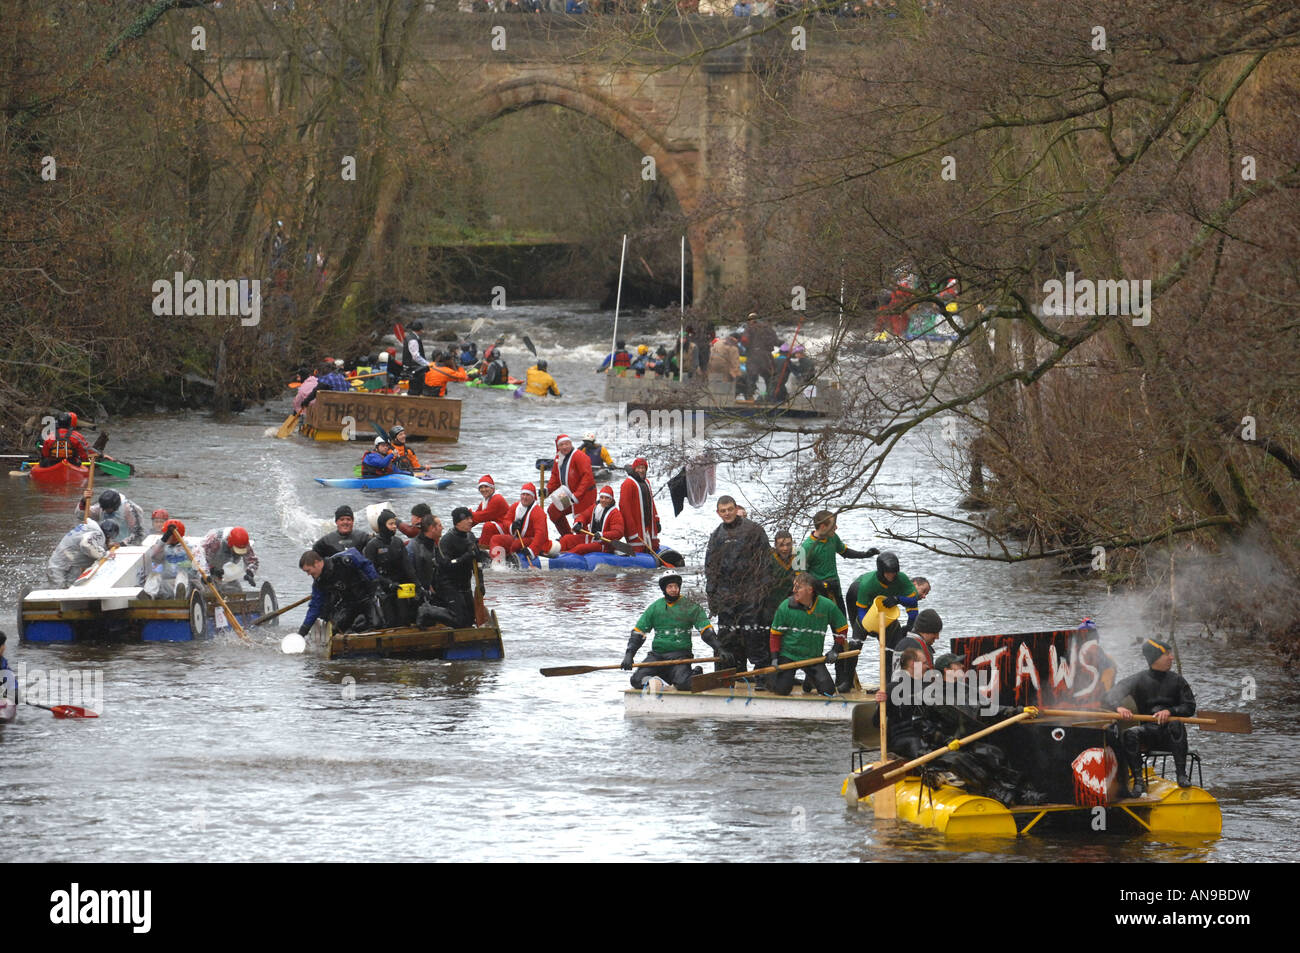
[
  {"left": 317, "top": 610, "right": 505, "bottom": 661},
  {"left": 840, "top": 765, "right": 1222, "bottom": 838}
]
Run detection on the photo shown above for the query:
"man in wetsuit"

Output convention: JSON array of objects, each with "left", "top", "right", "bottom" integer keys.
[
  {"left": 296, "top": 548, "right": 383, "bottom": 636},
  {"left": 314, "top": 505, "right": 373, "bottom": 558},
  {"left": 438, "top": 506, "right": 490, "bottom": 626},
  {"left": 622, "top": 573, "right": 726, "bottom": 692},
  {"left": 1104, "top": 638, "right": 1197, "bottom": 793},
  {"left": 363, "top": 509, "right": 418, "bottom": 625}
]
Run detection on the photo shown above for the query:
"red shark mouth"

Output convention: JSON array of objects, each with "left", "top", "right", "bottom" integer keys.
[{"left": 1072, "top": 746, "right": 1117, "bottom": 807}]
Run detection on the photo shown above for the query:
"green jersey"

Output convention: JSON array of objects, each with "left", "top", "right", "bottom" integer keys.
[
  {"left": 633, "top": 597, "right": 714, "bottom": 653},
  {"left": 799, "top": 532, "right": 846, "bottom": 582},
  {"left": 770, "top": 595, "right": 848, "bottom": 661},
  {"left": 852, "top": 570, "right": 918, "bottom": 627}
]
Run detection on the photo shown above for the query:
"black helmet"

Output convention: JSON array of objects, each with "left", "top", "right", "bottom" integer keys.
[
  {"left": 537, "top": 359, "right": 548, "bottom": 371},
  {"left": 99, "top": 518, "right": 120, "bottom": 541},
  {"left": 390, "top": 424, "right": 406, "bottom": 438},
  {"left": 410, "top": 321, "right": 424, "bottom": 331},
  {"left": 98, "top": 490, "right": 121, "bottom": 511},
  {"left": 617, "top": 340, "right": 626, "bottom": 349},
  {"left": 658, "top": 573, "right": 683, "bottom": 596},
  {"left": 876, "top": 551, "right": 900, "bottom": 576},
  {"left": 56, "top": 412, "right": 72, "bottom": 429}
]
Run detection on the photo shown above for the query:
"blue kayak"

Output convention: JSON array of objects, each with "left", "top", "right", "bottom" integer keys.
[
  {"left": 315, "top": 475, "right": 453, "bottom": 490},
  {"left": 514, "top": 548, "right": 683, "bottom": 571}
]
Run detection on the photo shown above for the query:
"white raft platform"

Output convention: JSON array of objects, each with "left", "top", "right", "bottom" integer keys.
[{"left": 623, "top": 680, "right": 877, "bottom": 722}]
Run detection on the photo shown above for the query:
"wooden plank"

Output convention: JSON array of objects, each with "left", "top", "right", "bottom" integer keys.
[{"left": 302, "top": 390, "right": 461, "bottom": 442}]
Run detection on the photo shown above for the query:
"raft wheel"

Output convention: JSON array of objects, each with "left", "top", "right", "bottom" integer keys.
[
  {"left": 187, "top": 588, "right": 209, "bottom": 640},
  {"left": 259, "top": 582, "right": 280, "bottom": 626}
]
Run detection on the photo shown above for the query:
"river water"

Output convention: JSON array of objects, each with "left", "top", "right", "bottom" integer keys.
[{"left": 1, "top": 301, "right": 1294, "bottom": 862}]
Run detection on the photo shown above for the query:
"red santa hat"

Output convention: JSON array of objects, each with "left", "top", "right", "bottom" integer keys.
[
  {"left": 598, "top": 485, "right": 614, "bottom": 500},
  {"left": 521, "top": 483, "right": 537, "bottom": 498},
  {"left": 478, "top": 475, "right": 495, "bottom": 490},
  {"left": 555, "top": 434, "right": 571, "bottom": 448},
  {"left": 632, "top": 457, "right": 648, "bottom": 470}
]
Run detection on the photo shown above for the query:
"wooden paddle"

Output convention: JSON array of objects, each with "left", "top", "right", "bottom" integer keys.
[
  {"left": 853, "top": 708, "right": 1040, "bottom": 799},
  {"left": 688, "top": 649, "right": 861, "bottom": 693},
  {"left": 542, "top": 656, "right": 722, "bottom": 677},
  {"left": 25, "top": 701, "right": 100, "bottom": 719},
  {"left": 872, "top": 595, "right": 896, "bottom": 818},
  {"left": 248, "top": 595, "right": 310, "bottom": 628},
  {"left": 578, "top": 528, "right": 637, "bottom": 556},
  {"left": 1037, "top": 708, "right": 1252, "bottom": 734},
  {"left": 175, "top": 535, "right": 251, "bottom": 643},
  {"left": 275, "top": 412, "right": 301, "bottom": 438},
  {"left": 81, "top": 456, "right": 95, "bottom": 522},
  {"left": 472, "top": 555, "right": 489, "bottom": 626}
]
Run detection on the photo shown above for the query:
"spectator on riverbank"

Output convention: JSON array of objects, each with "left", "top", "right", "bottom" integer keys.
[{"left": 733, "top": 0, "right": 753, "bottom": 13}]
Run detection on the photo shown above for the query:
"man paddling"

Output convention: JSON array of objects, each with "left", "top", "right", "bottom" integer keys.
[
  {"left": 1104, "top": 638, "right": 1197, "bottom": 793},
  {"left": 296, "top": 549, "right": 384, "bottom": 637},
  {"left": 362, "top": 437, "right": 400, "bottom": 476},
  {"left": 524, "top": 359, "right": 561, "bottom": 397},
  {"left": 47, "top": 518, "right": 119, "bottom": 587},
  {"left": 578, "top": 431, "right": 615, "bottom": 469},
  {"left": 767, "top": 572, "right": 850, "bottom": 696},
  {"left": 314, "top": 504, "right": 373, "bottom": 558},
  {"left": 388, "top": 425, "right": 420, "bottom": 473},
  {"left": 424, "top": 349, "right": 474, "bottom": 397},
  {"left": 39, "top": 412, "right": 97, "bottom": 468},
  {"left": 77, "top": 489, "right": 146, "bottom": 545},
  {"left": 201, "top": 527, "right": 258, "bottom": 589},
  {"left": 558, "top": 485, "right": 623, "bottom": 554},
  {"left": 139, "top": 519, "right": 206, "bottom": 597},
  {"left": 618, "top": 457, "right": 661, "bottom": 555},
  {"left": 622, "top": 573, "right": 727, "bottom": 692},
  {"left": 546, "top": 434, "right": 596, "bottom": 537},
  {"left": 472, "top": 475, "right": 510, "bottom": 545}
]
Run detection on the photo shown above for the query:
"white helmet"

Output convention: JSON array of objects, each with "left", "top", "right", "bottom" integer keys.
[
  {"left": 378, "top": 351, "right": 389, "bottom": 363},
  {"left": 583, "top": 431, "right": 597, "bottom": 443},
  {"left": 373, "top": 436, "right": 387, "bottom": 448},
  {"left": 334, "top": 358, "right": 344, "bottom": 368}
]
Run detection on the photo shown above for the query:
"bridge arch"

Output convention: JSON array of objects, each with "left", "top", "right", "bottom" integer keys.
[{"left": 457, "top": 77, "right": 706, "bottom": 303}]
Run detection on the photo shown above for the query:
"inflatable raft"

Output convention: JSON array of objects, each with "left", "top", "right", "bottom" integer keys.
[
  {"left": 315, "top": 474, "right": 453, "bottom": 490},
  {"left": 512, "top": 547, "right": 684, "bottom": 571},
  {"left": 18, "top": 537, "right": 278, "bottom": 643},
  {"left": 841, "top": 766, "right": 1221, "bottom": 838}
]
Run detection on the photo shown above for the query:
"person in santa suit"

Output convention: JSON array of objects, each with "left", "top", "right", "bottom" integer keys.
[
  {"left": 559, "top": 485, "right": 625, "bottom": 554},
  {"left": 488, "top": 483, "right": 554, "bottom": 564},
  {"left": 471, "top": 474, "right": 510, "bottom": 545},
  {"left": 545, "top": 433, "right": 596, "bottom": 537},
  {"left": 619, "top": 457, "right": 661, "bottom": 555}
]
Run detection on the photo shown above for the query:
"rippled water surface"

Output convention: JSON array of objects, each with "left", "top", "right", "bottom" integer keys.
[{"left": 2, "top": 302, "right": 1294, "bottom": 861}]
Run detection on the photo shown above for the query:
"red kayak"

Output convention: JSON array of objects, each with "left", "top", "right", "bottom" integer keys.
[{"left": 28, "top": 460, "right": 89, "bottom": 485}]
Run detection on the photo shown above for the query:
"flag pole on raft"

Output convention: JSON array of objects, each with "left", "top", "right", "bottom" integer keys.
[{"left": 608, "top": 234, "right": 628, "bottom": 376}]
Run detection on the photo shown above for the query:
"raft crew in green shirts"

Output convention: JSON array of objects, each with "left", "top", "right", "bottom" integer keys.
[
  {"left": 623, "top": 574, "right": 728, "bottom": 692},
  {"left": 798, "top": 510, "right": 878, "bottom": 615},
  {"left": 768, "top": 572, "right": 852, "bottom": 696}
]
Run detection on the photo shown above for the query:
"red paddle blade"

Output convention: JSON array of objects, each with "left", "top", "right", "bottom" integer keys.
[{"left": 51, "top": 705, "right": 99, "bottom": 719}]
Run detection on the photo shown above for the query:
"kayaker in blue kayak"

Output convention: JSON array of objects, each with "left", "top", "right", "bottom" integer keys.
[
  {"left": 362, "top": 437, "right": 400, "bottom": 476},
  {"left": 388, "top": 425, "right": 419, "bottom": 473}
]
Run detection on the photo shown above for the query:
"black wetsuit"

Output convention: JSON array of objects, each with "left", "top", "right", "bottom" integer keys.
[
  {"left": 437, "top": 527, "right": 487, "bottom": 627},
  {"left": 408, "top": 533, "right": 460, "bottom": 628},
  {"left": 364, "top": 527, "right": 418, "bottom": 626},
  {"left": 1103, "top": 667, "right": 1196, "bottom": 786},
  {"left": 313, "top": 528, "right": 373, "bottom": 559},
  {"left": 298, "top": 549, "right": 382, "bottom": 636}
]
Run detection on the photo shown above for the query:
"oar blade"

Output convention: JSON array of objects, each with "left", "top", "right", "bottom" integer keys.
[
  {"left": 51, "top": 705, "right": 99, "bottom": 719},
  {"left": 440, "top": 464, "right": 467, "bottom": 471},
  {"left": 540, "top": 665, "right": 600, "bottom": 677},
  {"left": 275, "top": 412, "right": 301, "bottom": 439},
  {"left": 523, "top": 334, "right": 537, "bottom": 356},
  {"left": 1197, "top": 710, "right": 1253, "bottom": 734},
  {"left": 688, "top": 668, "right": 738, "bottom": 693},
  {"left": 852, "top": 758, "right": 909, "bottom": 798}
]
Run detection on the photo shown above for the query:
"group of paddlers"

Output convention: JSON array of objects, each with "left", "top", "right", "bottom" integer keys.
[{"left": 45, "top": 488, "right": 258, "bottom": 599}]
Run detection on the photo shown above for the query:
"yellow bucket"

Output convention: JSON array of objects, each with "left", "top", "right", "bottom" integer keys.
[
  {"left": 396, "top": 583, "right": 416, "bottom": 600},
  {"left": 862, "top": 595, "right": 901, "bottom": 634}
]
